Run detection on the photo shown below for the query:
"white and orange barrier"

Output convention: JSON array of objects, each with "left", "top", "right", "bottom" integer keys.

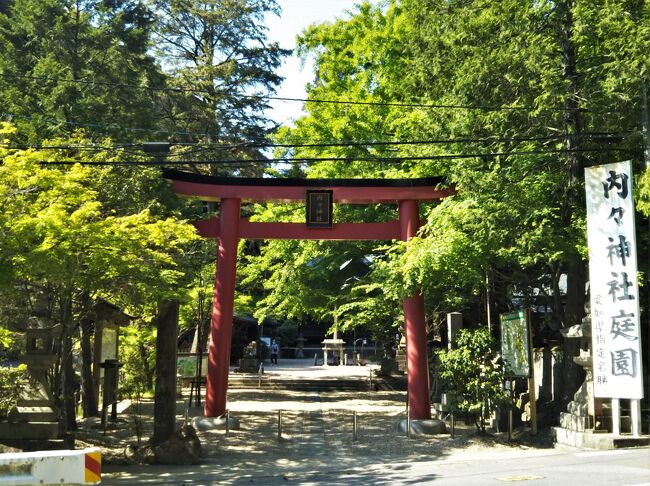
[{"left": 0, "top": 447, "right": 101, "bottom": 485}]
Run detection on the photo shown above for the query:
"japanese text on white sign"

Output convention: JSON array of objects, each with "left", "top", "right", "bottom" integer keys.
[{"left": 585, "top": 161, "right": 644, "bottom": 399}]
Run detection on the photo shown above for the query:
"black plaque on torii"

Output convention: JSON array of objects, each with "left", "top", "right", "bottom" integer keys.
[{"left": 306, "top": 190, "right": 333, "bottom": 228}]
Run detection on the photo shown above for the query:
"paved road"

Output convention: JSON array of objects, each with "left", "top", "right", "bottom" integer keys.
[{"left": 103, "top": 447, "right": 650, "bottom": 485}]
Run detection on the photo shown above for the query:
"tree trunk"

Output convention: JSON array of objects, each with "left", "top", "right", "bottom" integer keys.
[
  {"left": 152, "top": 299, "right": 179, "bottom": 446},
  {"left": 60, "top": 293, "right": 77, "bottom": 432},
  {"left": 80, "top": 319, "right": 98, "bottom": 417},
  {"left": 556, "top": 0, "right": 587, "bottom": 409}
]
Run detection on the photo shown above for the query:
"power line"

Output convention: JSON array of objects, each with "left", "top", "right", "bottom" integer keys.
[
  {"left": 0, "top": 72, "right": 595, "bottom": 113},
  {"left": 35, "top": 146, "right": 633, "bottom": 166},
  {"left": 0, "top": 132, "right": 629, "bottom": 152},
  {"left": 3, "top": 110, "right": 634, "bottom": 144}
]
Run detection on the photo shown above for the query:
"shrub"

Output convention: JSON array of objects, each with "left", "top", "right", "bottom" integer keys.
[
  {"left": 435, "top": 327, "right": 508, "bottom": 432},
  {"left": 0, "top": 364, "right": 28, "bottom": 419},
  {"left": 120, "top": 324, "right": 156, "bottom": 395}
]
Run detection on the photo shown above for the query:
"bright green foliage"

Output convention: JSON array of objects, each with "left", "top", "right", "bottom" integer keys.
[
  {"left": 0, "top": 124, "right": 199, "bottom": 304},
  {"left": 0, "top": 364, "right": 28, "bottom": 419},
  {"left": 260, "top": 0, "right": 650, "bottom": 336},
  {"left": 0, "top": 327, "right": 22, "bottom": 360},
  {"left": 436, "top": 327, "right": 508, "bottom": 432},
  {"left": 636, "top": 168, "right": 650, "bottom": 216},
  {"left": 0, "top": 123, "right": 200, "bottom": 415},
  {"left": 119, "top": 325, "right": 156, "bottom": 394}
]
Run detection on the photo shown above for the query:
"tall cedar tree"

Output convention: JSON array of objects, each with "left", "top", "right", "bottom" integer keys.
[
  {"left": 0, "top": 0, "right": 163, "bottom": 143},
  {"left": 152, "top": 0, "right": 289, "bottom": 175}
]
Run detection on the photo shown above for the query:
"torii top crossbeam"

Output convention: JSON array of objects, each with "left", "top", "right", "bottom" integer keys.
[{"left": 163, "top": 169, "right": 452, "bottom": 204}]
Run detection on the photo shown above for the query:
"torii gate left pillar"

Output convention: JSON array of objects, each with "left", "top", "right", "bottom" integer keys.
[
  {"left": 163, "top": 170, "right": 455, "bottom": 420},
  {"left": 206, "top": 198, "right": 240, "bottom": 416}
]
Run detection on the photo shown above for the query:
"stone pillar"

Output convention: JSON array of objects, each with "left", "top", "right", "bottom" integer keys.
[
  {"left": 446, "top": 312, "right": 463, "bottom": 349},
  {"left": 205, "top": 198, "right": 240, "bottom": 417},
  {"left": 399, "top": 200, "right": 431, "bottom": 420}
]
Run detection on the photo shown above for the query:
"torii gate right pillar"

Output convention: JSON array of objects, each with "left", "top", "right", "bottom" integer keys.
[{"left": 399, "top": 200, "right": 431, "bottom": 420}]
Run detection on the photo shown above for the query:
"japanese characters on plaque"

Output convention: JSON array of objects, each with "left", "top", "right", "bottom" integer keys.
[
  {"left": 306, "top": 189, "right": 333, "bottom": 228},
  {"left": 585, "top": 161, "right": 644, "bottom": 399}
]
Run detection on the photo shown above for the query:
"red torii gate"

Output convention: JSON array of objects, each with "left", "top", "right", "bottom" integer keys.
[{"left": 164, "top": 169, "right": 455, "bottom": 420}]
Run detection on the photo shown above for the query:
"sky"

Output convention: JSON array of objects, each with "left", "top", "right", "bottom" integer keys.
[{"left": 264, "top": 0, "right": 371, "bottom": 125}]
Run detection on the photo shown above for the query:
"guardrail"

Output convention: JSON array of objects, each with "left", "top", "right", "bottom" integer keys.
[{"left": 0, "top": 447, "right": 101, "bottom": 485}]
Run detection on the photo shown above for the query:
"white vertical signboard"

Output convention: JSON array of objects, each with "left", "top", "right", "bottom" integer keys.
[{"left": 585, "top": 161, "right": 644, "bottom": 399}]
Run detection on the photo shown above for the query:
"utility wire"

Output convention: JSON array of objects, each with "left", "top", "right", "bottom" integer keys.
[
  {"left": 0, "top": 72, "right": 597, "bottom": 113},
  {"left": 0, "top": 133, "right": 629, "bottom": 152},
  {"left": 35, "top": 146, "right": 633, "bottom": 166},
  {"left": 2, "top": 111, "right": 635, "bottom": 143}
]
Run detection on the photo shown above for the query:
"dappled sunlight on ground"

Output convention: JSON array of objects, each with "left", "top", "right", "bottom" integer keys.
[{"left": 93, "top": 361, "right": 550, "bottom": 484}]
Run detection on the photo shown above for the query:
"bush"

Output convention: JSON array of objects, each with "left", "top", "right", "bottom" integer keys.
[
  {"left": 0, "top": 364, "right": 28, "bottom": 419},
  {"left": 435, "top": 327, "right": 508, "bottom": 432},
  {"left": 120, "top": 324, "right": 156, "bottom": 395}
]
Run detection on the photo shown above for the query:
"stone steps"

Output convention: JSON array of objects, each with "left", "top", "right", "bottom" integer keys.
[
  {"left": 17, "top": 399, "right": 53, "bottom": 408},
  {"left": 0, "top": 421, "right": 60, "bottom": 440},
  {"left": 554, "top": 427, "right": 650, "bottom": 449},
  {"left": 11, "top": 406, "right": 57, "bottom": 422},
  {"left": 0, "top": 436, "right": 74, "bottom": 452},
  {"left": 228, "top": 377, "right": 370, "bottom": 393}
]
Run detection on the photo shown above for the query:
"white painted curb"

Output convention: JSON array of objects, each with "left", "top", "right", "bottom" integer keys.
[{"left": 0, "top": 447, "right": 101, "bottom": 485}]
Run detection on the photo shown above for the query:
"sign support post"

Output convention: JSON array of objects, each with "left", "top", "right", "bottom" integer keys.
[{"left": 527, "top": 310, "right": 537, "bottom": 435}]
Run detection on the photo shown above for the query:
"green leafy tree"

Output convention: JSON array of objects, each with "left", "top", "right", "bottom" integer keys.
[
  {"left": 0, "top": 0, "right": 163, "bottom": 143},
  {"left": 436, "top": 327, "right": 508, "bottom": 432},
  {"left": 0, "top": 123, "right": 199, "bottom": 429},
  {"left": 120, "top": 324, "right": 157, "bottom": 394},
  {"left": 257, "top": 0, "right": 650, "bottom": 416}
]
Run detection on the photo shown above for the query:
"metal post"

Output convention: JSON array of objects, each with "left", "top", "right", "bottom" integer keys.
[
  {"left": 508, "top": 409, "right": 513, "bottom": 442},
  {"left": 612, "top": 398, "right": 621, "bottom": 435},
  {"left": 506, "top": 379, "right": 513, "bottom": 441},
  {"left": 353, "top": 411, "right": 358, "bottom": 441},
  {"left": 451, "top": 412, "right": 455, "bottom": 439},
  {"left": 407, "top": 404, "right": 411, "bottom": 439},
  {"left": 527, "top": 310, "right": 537, "bottom": 436},
  {"left": 631, "top": 399, "right": 641, "bottom": 437},
  {"left": 225, "top": 409, "right": 230, "bottom": 436},
  {"left": 278, "top": 410, "right": 283, "bottom": 441}
]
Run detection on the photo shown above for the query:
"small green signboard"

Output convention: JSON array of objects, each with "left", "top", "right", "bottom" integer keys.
[{"left": 500, "top": 310, "right": 531, "bottom": 378}]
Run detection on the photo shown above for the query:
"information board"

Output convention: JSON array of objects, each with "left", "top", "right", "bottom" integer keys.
[{"left": 500, "top": 311, "right": 531, "bottom": 378}]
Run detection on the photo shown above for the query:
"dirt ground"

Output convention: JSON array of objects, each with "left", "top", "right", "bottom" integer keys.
[{"left": 76, "top": 361, "right": 553, "bottom": 469}]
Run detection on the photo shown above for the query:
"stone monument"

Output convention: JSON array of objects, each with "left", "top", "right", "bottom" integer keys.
[
  {"left": 295, "top": 333, "right": 306, "bottom": 358},
  {"left": 322, "top": 328, "right": 345, "bottom": 366},
  {"left": 0, "top": 292, "right": 66, "bottom": 450},
  {"left": 557, "top": 315, "right": 595, "bottom": 433},
  {"left": 238, "top": 341, "right": 259, "bottom": 373}
]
